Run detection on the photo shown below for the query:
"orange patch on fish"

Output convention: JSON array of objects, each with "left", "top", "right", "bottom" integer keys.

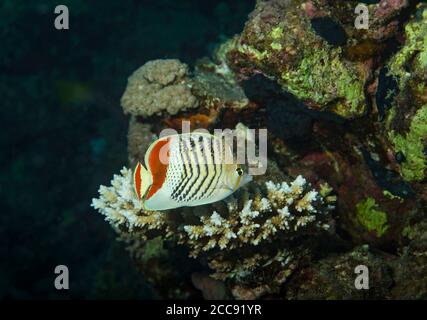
[
  {"left": 146, "top": 138, "right": 170, "bottom": 200},
  {"left": 134, "top": 162, "right": 143, "bottom": 199}
]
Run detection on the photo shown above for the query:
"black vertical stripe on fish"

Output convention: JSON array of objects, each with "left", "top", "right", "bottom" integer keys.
[
  {"left": 176, "top": 136, "right": 187, "bottom": 197},
  {"left": 188, "top": 136, "right": 210, "bottom": 201},
  {"left": 172, "top": 137, "right": 194, "bottom": 200},
  {"left": 206, "top": 163, "right": 222, "bottom": 199},
  {"left": 177, "top": 138, "right": 194, "bottom": 198},
  {"left": 181, "top": 136, "right": 201, "bottom": 201},
  {"left": 205, "top": 140, "right": 223, "bottom": 199},
  {"left": 196, "top": 138, "right": 215, "bottom": 200},
  {"left": 171, "top": 137, "right": 189, "bottom": 191},
  {"left": 184, "top": 137, "right": 201, "bottom": 201},
  {"left": 200, "top": 138, "right": 218, "bottom": 200},
  {"left": 204, "top": 138, "right": 221, "bottom": 197}
]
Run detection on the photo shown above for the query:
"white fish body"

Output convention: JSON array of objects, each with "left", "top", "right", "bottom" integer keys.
[{"left": 133, "top": 132, "right": 252, "bottom": 211}]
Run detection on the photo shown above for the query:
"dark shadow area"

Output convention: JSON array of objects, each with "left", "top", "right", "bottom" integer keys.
[{"left": 0, "top": 0, "right": 254, "bottom": 299}]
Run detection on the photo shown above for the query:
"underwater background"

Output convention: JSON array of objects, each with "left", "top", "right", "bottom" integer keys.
[
  {"left": 1, "top": 0, "right": 254, "bottom": 299},
  {"left": 2, "top": 0, "right": 427, "bottom": 300}
]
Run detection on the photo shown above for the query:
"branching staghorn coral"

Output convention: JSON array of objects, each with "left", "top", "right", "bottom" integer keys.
[
  {"left": 91, "top": 165, "right": 335, "bottom": 297},
  {"left": 181, "top": 176, "right": 332, "bottom": 257},
  {"left": 91, "top": 167, "right": 168, "bottom": 235}
]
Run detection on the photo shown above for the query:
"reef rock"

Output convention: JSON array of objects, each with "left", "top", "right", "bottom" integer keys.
[
  {"left": 225, "top": 0, "right": 371, "bottom": 119},
  {"left": 386, "top": 4, "right": 427, "bottom": 183}
]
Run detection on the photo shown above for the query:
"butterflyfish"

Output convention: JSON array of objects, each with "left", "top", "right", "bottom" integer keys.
[{"left": 133, "top": 132, "right": 252, "bottom": 210}]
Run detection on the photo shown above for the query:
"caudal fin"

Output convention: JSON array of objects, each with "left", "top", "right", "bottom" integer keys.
[{"left": 133, "top": 162, "right": 152, "bottom": 200}]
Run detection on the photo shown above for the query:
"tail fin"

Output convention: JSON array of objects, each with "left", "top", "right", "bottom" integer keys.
[{"left": 133, "top": 162, "right": 152, "bottom": 200}]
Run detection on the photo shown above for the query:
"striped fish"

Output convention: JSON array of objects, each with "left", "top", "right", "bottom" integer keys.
[{"left": 133, "top": 132, "right": 252, "bottom": 211}]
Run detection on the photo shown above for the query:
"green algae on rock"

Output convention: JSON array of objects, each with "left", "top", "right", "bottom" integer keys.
[
  {"left": 389, "top": 105, "right": 427, "bottom": 181},
  {"left": 356, "top": 197, "right": 389, "bottom": 237},
  {"left": 386, "top": 4, "right": 427, "bottom": 182},
  {"left": 388, "top": 5, "right": 427, "bottom": 84},
  {"left": 279, "top": 47, "right": 365, "bottom": 117},
  {"left": 226, "top": 0, "right": 369, "bottom": 119}
]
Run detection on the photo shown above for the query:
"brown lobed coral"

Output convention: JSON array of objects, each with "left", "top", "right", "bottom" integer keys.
[{"left": 121, "top": 59, "right": 198, "bottom": 117}]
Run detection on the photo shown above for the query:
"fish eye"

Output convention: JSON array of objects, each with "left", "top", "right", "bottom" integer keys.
[{"left": 236, "top": 167, "right": 243, "bottom": 176}]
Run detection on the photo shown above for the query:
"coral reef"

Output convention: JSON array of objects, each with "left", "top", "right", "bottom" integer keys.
[
  {"left": 92, "top": 0, "right": 427, "bottom": 300},
  {"left": 92, "top": 164, "right": 335, "bottom": 298}
]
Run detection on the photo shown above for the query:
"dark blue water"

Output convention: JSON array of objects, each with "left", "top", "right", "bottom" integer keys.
[{"left": 0, "top": 0, "right": 254, "bottom": 299}]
